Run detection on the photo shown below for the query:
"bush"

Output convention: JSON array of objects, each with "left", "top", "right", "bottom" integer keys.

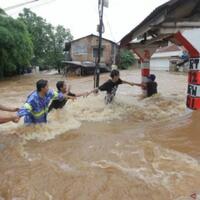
[{"left": 118, "top": 49, "right": 136, "bottom": 69}]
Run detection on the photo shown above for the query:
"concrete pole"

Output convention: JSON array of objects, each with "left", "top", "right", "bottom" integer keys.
[{"left": 174, "top": 32, "right": 200, "bottom": 110}]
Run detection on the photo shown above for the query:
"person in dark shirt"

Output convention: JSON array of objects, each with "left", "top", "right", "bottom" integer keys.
[
  {"left": 89, "top": 69, "right": 135, "bottom": 104},
  {"left": 134, "top": 74, "right": 158, "bottom": 97},
  {"left": 48, "top": 81, "right": 88, "bottom": 112}
]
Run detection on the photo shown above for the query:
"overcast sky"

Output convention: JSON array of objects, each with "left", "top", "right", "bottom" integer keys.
[{"left": 1, "top": 0, "right": 169, "bottom": 42}]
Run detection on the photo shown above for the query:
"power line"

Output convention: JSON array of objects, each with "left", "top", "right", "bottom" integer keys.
[
  {"left": 104, "top": 13, "right": 117, "bottom": 43},
  {"left": 8, "top": 0, "right": 56, "bottom": 16},
  {"left": 23, "top": 0, "right": 56, "bottom": 10},
  {"left": 92, "top": 1, "right": 116, "bottom": 42},
  {"left": 4, "top": 0, "right": 39, "bottom": 11}
]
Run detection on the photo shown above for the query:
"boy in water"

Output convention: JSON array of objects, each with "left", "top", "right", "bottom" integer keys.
[
  {"left": 134, "top": 74, "right": 158, "bottom": 97},
  {"left": 17, "top": 79, "right": 76, "bottom": 124},
  {"left": 0, "top": 105, "right": 19, "bottom": 124},
  {"left": 89, "top": 69, "right": 135, "bottom": 104},
  {"left": 48, "top": 81, "right": 88, "bottom": 112}
]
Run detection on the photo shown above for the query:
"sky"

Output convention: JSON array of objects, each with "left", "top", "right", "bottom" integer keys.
[{"left": 0, "top": 0, "right": 169, "bottom": 42}]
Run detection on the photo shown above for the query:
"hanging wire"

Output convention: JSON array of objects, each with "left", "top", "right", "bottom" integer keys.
[
  {"left": 4, "top": 0, "right": 39, "bottom": 11},
  {"left": 104, "top": 13, "right": 117, "bottom": 42},
  {"left": 8, "top": 0, "right": 56, "bottom": 16}
]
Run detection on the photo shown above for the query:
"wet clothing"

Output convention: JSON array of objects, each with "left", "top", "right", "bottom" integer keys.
[
  {"left": 146, "top": 81, "right": 157, "bottom": 97},
  {"left": 17, "top": 90, "right": 64, "bottom": 124},
  {"left": 98, "top": 79, "right": 123, "bottom": 104},
  {"left": 48, "top": 92, "right": 76, "bottom": 112}
]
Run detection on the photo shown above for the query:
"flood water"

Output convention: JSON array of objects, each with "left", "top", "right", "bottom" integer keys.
[{"left": 0, "top": 69, "right": 200, "bottom": 200}]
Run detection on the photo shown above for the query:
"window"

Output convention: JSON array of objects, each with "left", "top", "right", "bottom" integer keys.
[
  {"left": 93, "top": 48, "right": 103, "bottom": 58},
  {"left": 72, "top": 44, "right": 88, "bottom": 55}
]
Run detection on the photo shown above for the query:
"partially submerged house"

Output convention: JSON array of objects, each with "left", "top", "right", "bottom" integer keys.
[
  {"left": 150, "top": 44, "right": 183, "bottom": 71},
  {"left": 63, "top": 34, "right": 118, "bottom": 76}
]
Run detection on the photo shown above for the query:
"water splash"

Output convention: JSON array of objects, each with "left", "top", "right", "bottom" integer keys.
[{"left": 0, "top": 93, "right": 186, "bottom": 141}]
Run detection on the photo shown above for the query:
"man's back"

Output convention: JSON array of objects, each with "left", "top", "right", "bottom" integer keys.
[{"left": 146, "top": 81, "right": 157, "bottom": 97}]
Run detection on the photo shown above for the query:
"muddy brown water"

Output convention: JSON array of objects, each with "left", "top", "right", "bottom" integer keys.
[{"left": 0, "top": 70, "right": 200, "bottom": 200}]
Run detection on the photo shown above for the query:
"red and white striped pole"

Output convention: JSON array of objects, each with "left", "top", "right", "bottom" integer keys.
[
  {"left": 134, "top": 49, "right": 151, "bottom": 95},
  {"left": 174, "top": 32, "right": 200, "bottom": 110},
  {"left": 141, "top": 59, "right": 150, "bottom": 96}
]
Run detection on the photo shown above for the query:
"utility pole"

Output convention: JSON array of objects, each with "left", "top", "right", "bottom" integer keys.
[
  {"left": 94, "top": 0, "right": 108, "bottom": 88},
  {"left": 4, "top": 0, "right": 39, "bottom": 11}
]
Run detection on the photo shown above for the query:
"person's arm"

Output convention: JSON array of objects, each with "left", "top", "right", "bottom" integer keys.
[
  {"left": 122, "top": 80, "right": 146, "bottom": 88},
  {"left": 89, "top": 80, "right": 109, "bottom": 94},
  {"left": 0, "top": 105, "right": 19, "bottom": 112},
  {"left": 17, "top": 99, "right": 33, "bottom": 118},
  {"left": 49, "top": 89, "right": 77, "bottom": 101},
  {"left": 88, "top": 88, "right": 99, "bottom": 94},
  {"left": 0, "top": 115, "right": 20, "bottom": 124},
  {"left": 121, "top": 80, "right": 135, "bottom": 86},
  {"left": 133, "top": 82, "right": 147, "bottom": 89},
  {"left": 68, "top": 91, "right": 89, "bottom": 98},
  {"left": 87, "top": 80, "right": 111, "bottom": 96},
  {"left": 65, "top": 95, "right": 76, "bottom": 101}
]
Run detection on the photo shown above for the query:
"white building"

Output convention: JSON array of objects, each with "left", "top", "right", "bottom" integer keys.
[
  {"left": 150, "top": 29, "right": 200, "bottom": 71},
  {"left": 150, "top": 45, "right": 183, "bottom": 71}
]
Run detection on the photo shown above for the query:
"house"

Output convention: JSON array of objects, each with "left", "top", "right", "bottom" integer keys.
[
  {"left": 150, "top": 44, "right": 183, "bottom": 71},
  {"left": 147, "top": 29, "right": 200, "bottom": 72},
  {"left": 63, "top": 34, "right": 118, "bottom": 76}
]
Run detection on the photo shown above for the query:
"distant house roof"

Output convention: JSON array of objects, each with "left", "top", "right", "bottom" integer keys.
[
  {"left": 64, "top": 34, "right": 118, "bottom": 51},
  {"left": 68, "top": 34, "right": 117, "bottom": 45},
  {"left": 156, "top": 44, "right": 181, "bottom": 53},
  {"left": 151, "top": 44, "right": 183, "bottom": 58}
]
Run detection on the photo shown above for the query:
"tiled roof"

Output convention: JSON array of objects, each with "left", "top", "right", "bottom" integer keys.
[{"left": 156, "top": 44, "right": 181, "bottom": 53}]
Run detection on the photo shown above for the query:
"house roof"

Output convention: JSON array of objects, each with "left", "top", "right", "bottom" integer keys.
[
  {"left": 120, "top": 0, "right": 200, "bottom": 47},
  {"left": 156, "top": 44, "right": 181, "bottom": 53},
  {"left": 69, "top": 34, "right": 118, "bottom": 45}
]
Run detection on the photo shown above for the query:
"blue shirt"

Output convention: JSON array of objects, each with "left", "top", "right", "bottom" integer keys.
[{"left": 18, "top": 89, "right": 64, "bottom": 124}]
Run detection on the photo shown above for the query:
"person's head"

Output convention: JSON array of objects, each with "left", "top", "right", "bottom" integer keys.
[
  {"left": 148, "top": 74, "right": 156, "bottom": 82},
  {"left": 56, "top": 81, "right": 67, "bottom": 93},
  {"left": 36, "top": 79, "right": 49, "bottom": 94},
  {"left": 110, "top": 69, "right": 120, "bottom": 82}
]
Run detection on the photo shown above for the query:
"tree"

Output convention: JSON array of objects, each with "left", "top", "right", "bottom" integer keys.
[
  {"left": 117, "top": 49, "right": 136, "bottom": 69},
  {"left": 0, "top": 9, "right": 33, "bottom": 78},
  {"left": 53, "top": 25, "right": 73, "bottom": 72},
  {"left": 18, "top": 8, "right": 73, "bottom": 70}
]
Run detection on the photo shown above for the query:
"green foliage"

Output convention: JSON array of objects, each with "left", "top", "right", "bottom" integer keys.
[
  {"left": 118, "top": 49, "right": 136, "bottom": 69},
  {"left": 0, "top": 10, "right": 33, "bottom": 78},
  {"left": 0, "top": 7, "right": 72, "bottom": 77},
  {"left": 18, "top": 8, "right": 73, "bottom": 70},
  {"left": 0, "top": 8, "right": 6, "bottom": 15}
]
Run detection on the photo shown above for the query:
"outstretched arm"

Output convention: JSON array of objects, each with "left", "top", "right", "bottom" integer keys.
[
  {"left": 121, "top": 80, "right": 147, "bottom": 89},
  {"left": 121, "top": 80, "right": 135, "bottom": 86},
  {"left": 87, "top": 88, "right": 99, "bottom": 96},
  {"left": 134, "top": 82, "right": 146, "bottom": 89},
  {"left": 87, "top": 80, "right": 109, "bottom": 96},
  {"left": 0, "top": 105, "right": 19, "bottom": 112},
  {"left": 0, "top": 115, "right": 20, "bottom": 124},
  {"left": 73, "top": 92, "right": 90, "bottom": 97},
  {"left": 122, "top": 80, "right": 145, "bottom": 87},
  {"left": 65, "top": 95, "right": 77, "bottom": 100}
]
